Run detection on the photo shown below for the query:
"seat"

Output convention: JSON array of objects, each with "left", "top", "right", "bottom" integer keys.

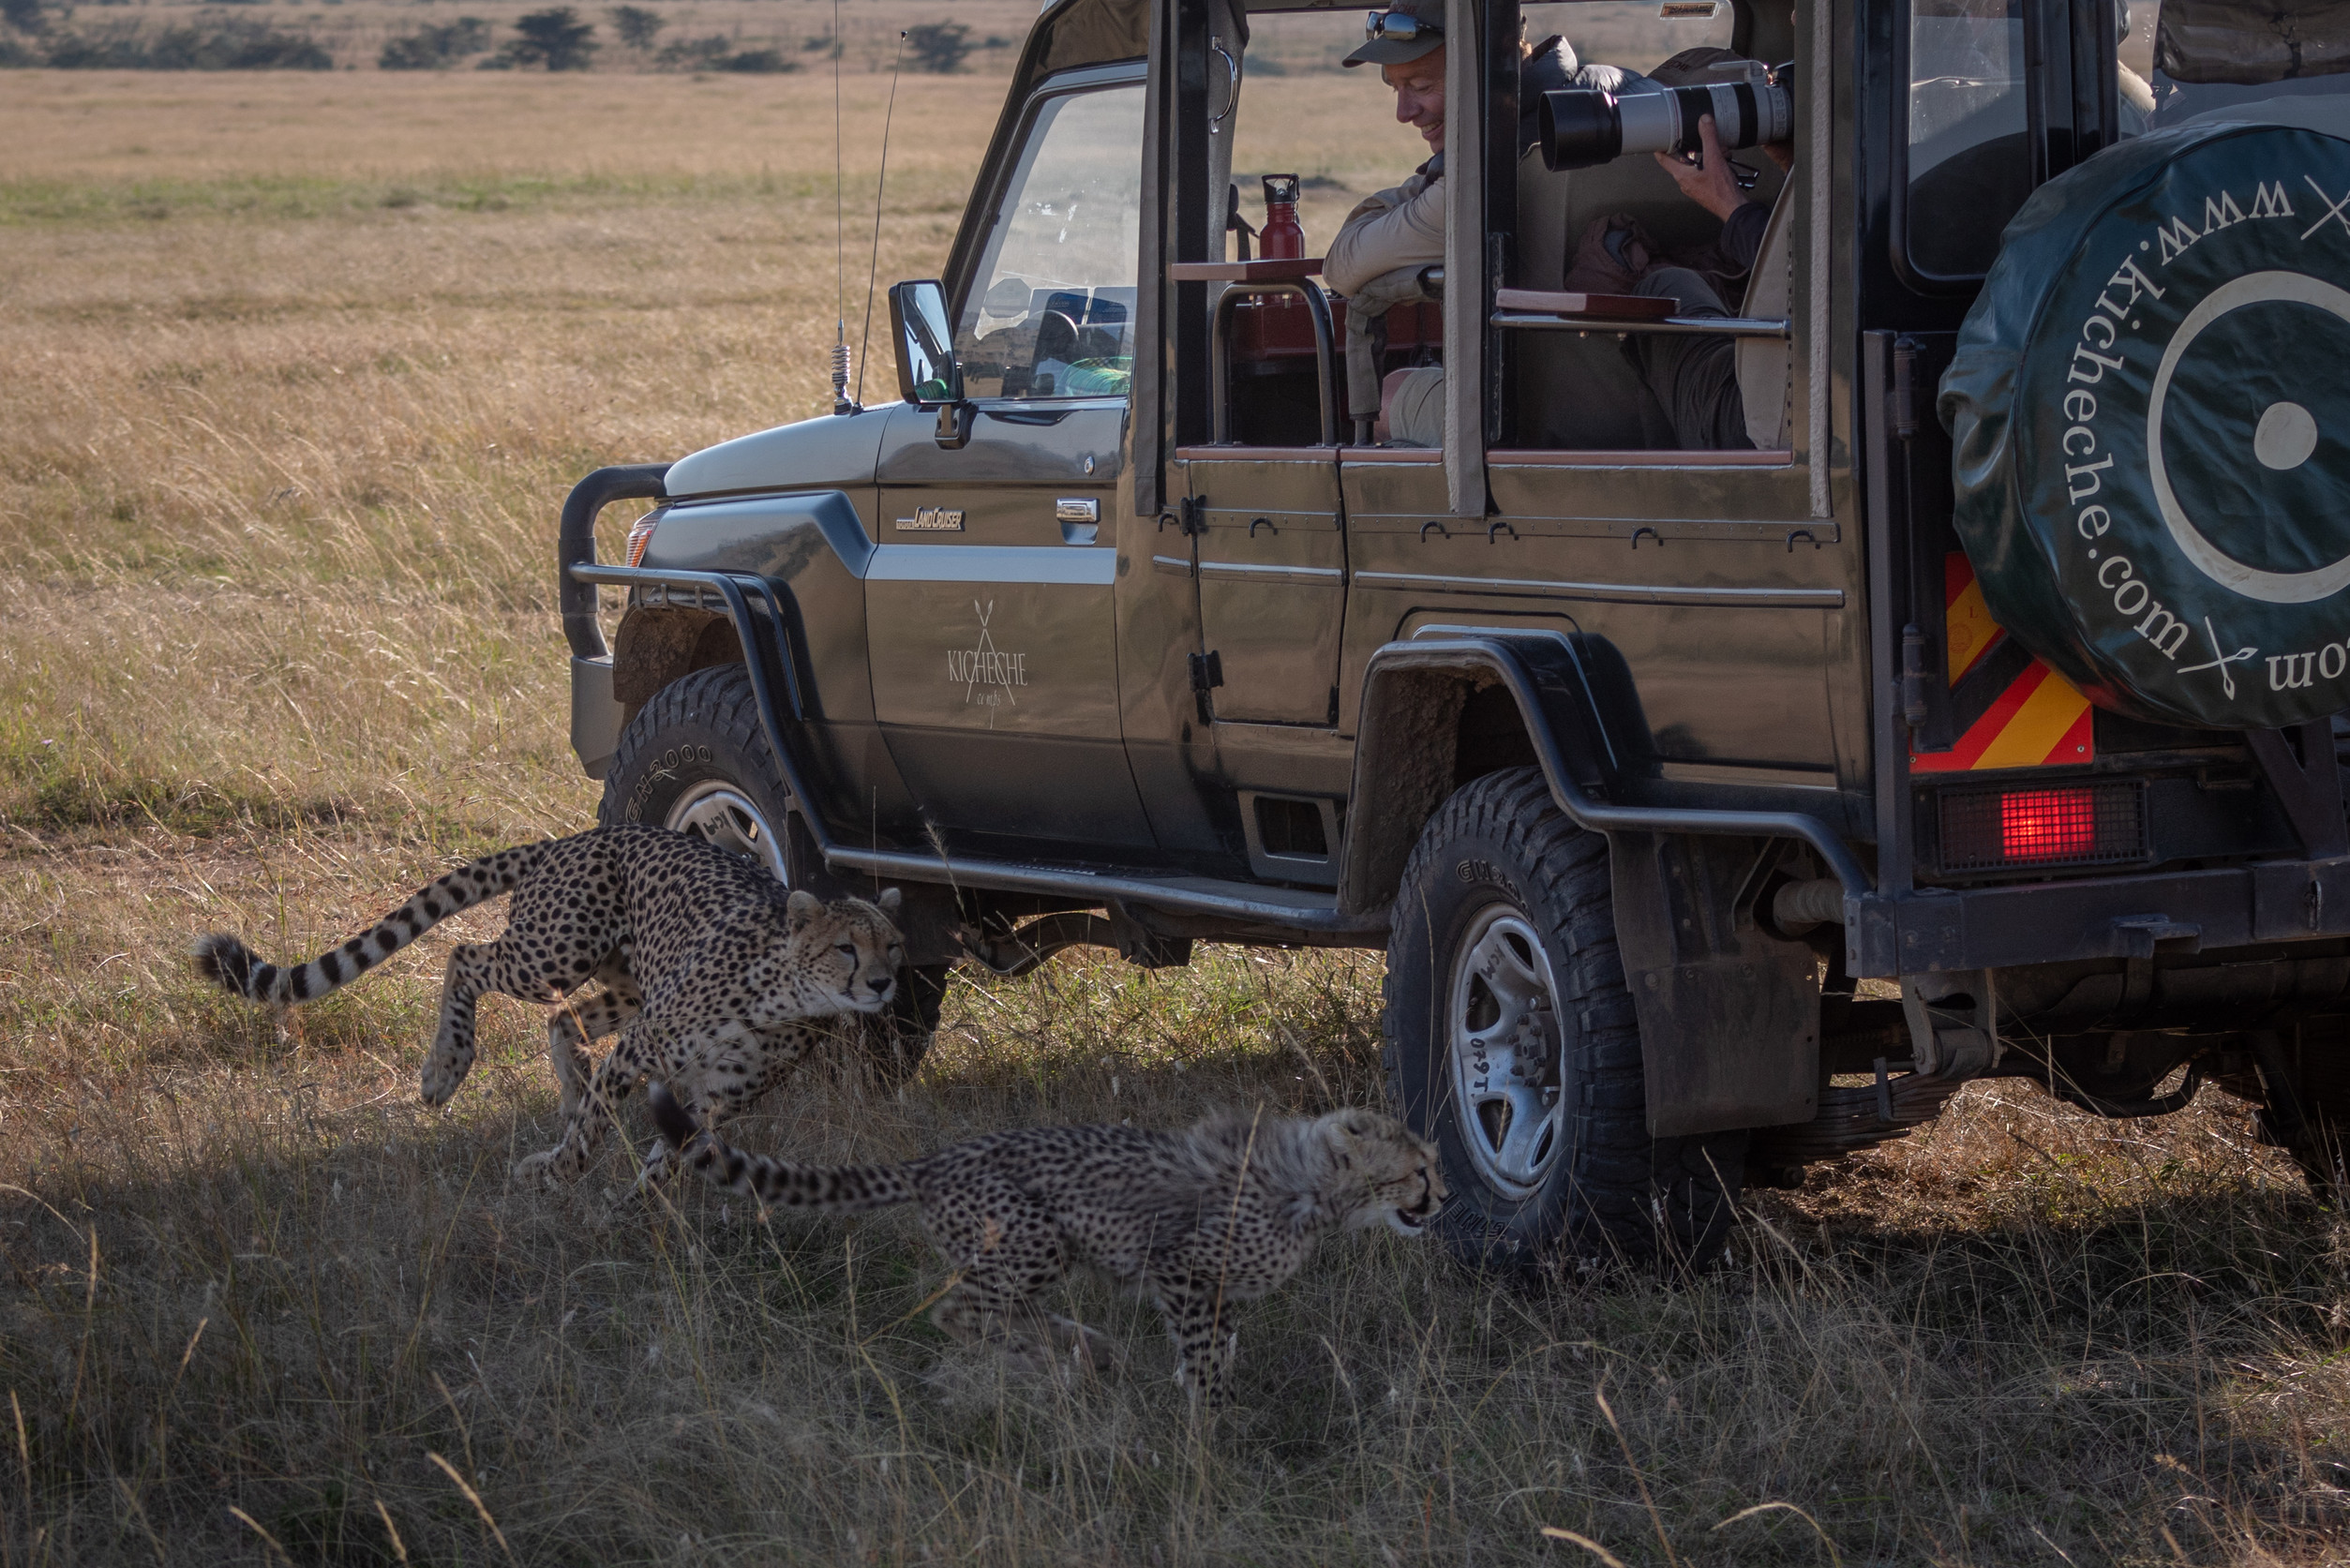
[
  {"left": 1510, "top": 144, "right": 1789, "bottom": 450},
  {"left": 1510, "top": 149, "right": 1658, "bottom": 449},
  {"left": 1735, "top": 188, "right": 1796, "bottom": 451}
]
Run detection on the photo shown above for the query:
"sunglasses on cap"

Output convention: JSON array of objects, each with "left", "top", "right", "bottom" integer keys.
[{"left": 1363, "top": 8, "right": 1443, "bottom": 43}]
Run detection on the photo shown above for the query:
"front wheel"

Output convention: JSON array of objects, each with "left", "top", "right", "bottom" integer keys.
[
  {"left": 600, "top": 663, "right": 948, "bottom": 1082},
  {"left": 1383, "top": 768, "right": 1744, "bottom": 1273}
]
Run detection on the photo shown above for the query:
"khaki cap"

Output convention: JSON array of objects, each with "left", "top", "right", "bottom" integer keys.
[{"left": 1343, "top": 0, "right": 1444, "bottom": 67}]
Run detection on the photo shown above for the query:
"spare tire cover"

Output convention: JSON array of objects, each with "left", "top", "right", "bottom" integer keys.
[{"left": 1940, "top": 121, "right": 2350, "bottom": 730}]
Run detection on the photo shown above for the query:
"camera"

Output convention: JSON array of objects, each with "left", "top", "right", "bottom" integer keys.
[{"left": 1538, "top": 60, "right": 1792, "bottom": 172}]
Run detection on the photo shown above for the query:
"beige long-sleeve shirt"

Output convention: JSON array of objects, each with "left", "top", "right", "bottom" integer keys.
[{"left": 1323, "top": 164, "right": 1444, "bottom": 298}]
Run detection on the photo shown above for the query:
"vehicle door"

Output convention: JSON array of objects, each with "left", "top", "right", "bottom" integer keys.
[
  {"left": 869, "top": 71, "right": 1153, "bottom": 856},
  {"left": 1182, "top": 284, "right": 1351, "bottom": 730}
]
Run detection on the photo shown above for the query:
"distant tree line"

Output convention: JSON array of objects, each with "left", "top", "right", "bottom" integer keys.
[
  {"left": 0, "top": 0, "right": 330, "bottom": 68},
  {"left": 0, "top": 0, "right": 1014, "bottom": 73}
]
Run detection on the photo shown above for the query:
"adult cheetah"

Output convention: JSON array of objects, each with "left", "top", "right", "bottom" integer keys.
[{"left": 192, "top": 823, "right": 905, "bottom": 1184}]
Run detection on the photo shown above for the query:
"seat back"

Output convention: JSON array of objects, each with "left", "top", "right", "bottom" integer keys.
[
  {"left": 1510, "top": 150, "right": 1656, "bottom": 449},
  {"left": 1735, "top": 189, "right": 1796, "bottom": 450}
]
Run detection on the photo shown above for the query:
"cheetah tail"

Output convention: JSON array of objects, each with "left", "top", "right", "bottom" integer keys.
[
  {"left": 649, "top": 1081, "right": 916, "bottom": 1214},
  {"left": 188, "top": 840, "right": 553, "bottom": 1008}
]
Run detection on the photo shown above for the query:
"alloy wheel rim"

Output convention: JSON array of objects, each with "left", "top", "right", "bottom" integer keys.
[
  {"left": 1444, "top": 903, "right": 1566, "bottom": 1200},
  {"left": 666, "top": 781, "right": 788, "bottom": 885}
]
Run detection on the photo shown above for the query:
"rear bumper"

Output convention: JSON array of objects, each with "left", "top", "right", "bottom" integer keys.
[{"left": 1851, "top": 855, "right": 2350, "bottom": 976}]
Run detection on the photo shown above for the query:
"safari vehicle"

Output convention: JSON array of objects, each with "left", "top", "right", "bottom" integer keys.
[{"left": 557, "top": 0, "right": 2350, "bottom": 1267}]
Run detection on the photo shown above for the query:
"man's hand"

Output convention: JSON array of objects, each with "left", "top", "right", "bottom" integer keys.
[{"left": 1654, "top": 114, "right": 1751, "bottom": 223}]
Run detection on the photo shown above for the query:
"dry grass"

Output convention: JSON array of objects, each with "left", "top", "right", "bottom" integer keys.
[{"left": 2, "top": 57, "right": 2348, "bottom": 1568}]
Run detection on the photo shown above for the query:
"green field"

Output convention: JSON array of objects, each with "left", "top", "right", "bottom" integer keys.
[{"left": 0, "top": 25, "right": 2343, "bottom": 1566}]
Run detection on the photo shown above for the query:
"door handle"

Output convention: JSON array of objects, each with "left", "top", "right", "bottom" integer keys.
[{"left": 1055, "top": 498, "right": 1100, "bottom": 524}]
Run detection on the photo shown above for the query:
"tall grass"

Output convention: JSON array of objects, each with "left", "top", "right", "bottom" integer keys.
[{"left": 1, "top": 66, "right": 2344, "bottom": 1567}]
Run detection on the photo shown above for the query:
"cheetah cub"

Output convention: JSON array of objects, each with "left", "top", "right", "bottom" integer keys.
[
  {"left": 192, "top": 823, "right": 906, "bottom": 1185},
  {"left": 649, "top": 1083, "right": 1444, "bottom": 1407}
]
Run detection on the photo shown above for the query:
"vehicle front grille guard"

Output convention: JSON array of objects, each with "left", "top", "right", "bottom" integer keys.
[{"left": 559, "top": 464, "right": 672, "bottom": 663}]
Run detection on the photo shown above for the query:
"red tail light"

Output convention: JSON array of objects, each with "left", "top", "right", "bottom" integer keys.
[
  {"left": 1999, "top": 788, "right": 2101, "bottom": 861},
  {"left": 1937, "top": 782, "right": 2148, "bottom": 874}
]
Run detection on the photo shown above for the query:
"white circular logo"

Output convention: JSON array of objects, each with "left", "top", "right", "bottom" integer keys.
[
  {"left": 2147, "top": 269, "right": 2350, "bottom": 605},
  {"left": 2254, "top": 399, "right": 2319, "bottom": 470}
]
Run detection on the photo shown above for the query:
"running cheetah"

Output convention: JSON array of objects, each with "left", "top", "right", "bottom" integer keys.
[
  {"left": 192, "top": 823, "right": 906, "bottom": 1183},
  {"left": 649, "top": 1083, "right": 1444, "bottom": 1407}
]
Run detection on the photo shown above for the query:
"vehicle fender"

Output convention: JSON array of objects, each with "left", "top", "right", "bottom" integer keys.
[
  {"left": 632, "top": 488, "right": 876, "bottom": 726},
  {"left": 1340, "top": 635, "right": 1616, "bottom": 920},
  {"left": 1346, "top": 635, "right": 1828, "bottom": 1136}
]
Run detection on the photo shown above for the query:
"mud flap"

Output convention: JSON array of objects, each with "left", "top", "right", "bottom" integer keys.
[
  {"left": 571, "top": 655, "right": 622, "bottom": 780},
  {"left": 1898, "top": 969, "right": 2001, "bottom": 1076},
  {"left": 1609, "top": 830, "right": 1822, "bottom": 1137}
]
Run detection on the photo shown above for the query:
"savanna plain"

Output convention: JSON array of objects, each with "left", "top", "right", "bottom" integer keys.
[{"left": 3, "top": 34, "right": 2348, "bottom": 1567}]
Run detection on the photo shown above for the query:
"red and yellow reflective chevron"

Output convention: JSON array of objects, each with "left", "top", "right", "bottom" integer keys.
[{"left": 1911, "top": 556, "right": 2095, "bottom": 773}]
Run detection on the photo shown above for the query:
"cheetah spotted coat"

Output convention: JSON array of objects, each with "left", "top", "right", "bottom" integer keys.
[
  {"left": 650, "top": 1084, "right": 1444, "bottom": 1406},
  {"left": 193, "top": 823, "right": 905, "bottom": 1184}
]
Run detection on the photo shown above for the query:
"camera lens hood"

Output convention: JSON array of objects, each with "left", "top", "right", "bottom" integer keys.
[{"left": 1538, "top": 89, "right": 1625, "bottom": 172}]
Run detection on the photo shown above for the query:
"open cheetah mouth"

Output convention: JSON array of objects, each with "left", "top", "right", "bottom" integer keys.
[{"left": 1385, "top": 1204, "right": 1436, "bottom": 1237}]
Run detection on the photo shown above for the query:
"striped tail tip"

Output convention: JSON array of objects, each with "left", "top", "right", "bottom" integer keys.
[
  {"left": 648, "top": 1080, "right": 702, "bottom": 1149},
  {"left": 191, "top": 933, "right": 262, "bottom": 998}
]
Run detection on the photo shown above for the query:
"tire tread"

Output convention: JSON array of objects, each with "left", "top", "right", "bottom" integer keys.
[{"left": 1382, "top": 767, "right": 1743, "bottom": 1268}]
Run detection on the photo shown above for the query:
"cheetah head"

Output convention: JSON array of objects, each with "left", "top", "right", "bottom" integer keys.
[
  {"left": 780, "top": 887, "right": 906, "bottom": 1012},
  {"left": 1318, "top": 1107, "right": 1446, "bottom": 1236}
]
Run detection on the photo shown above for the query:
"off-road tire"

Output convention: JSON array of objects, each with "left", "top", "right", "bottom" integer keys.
[
  {"left": 1383, "top": 768, "right": 1745, "bottom": 1274},
  {"left": 2252, "top": 1031, "right": 2350, "bottom": 1203},
  {"left": 599, "top": 662, "right": 946, "bottom": 1082}
]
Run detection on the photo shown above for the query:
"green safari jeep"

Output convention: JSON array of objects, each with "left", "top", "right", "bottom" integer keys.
[{"left": 557, "top": 0, "right": 2350, "bottom": 1268}]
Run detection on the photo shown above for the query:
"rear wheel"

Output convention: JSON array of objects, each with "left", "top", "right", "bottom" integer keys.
[
  {"left": 1383, "top": 769, "right": 1744, "bottom": 1273},
  {"left": 2249, "top": 1028, "right": 2350, "bottom": 1202},
  {"left": 600, "top": 663, "right": 948, "bottom": 1082}
]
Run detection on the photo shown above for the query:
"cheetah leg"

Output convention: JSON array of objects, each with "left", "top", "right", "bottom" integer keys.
[
  {"left": 420, "top": 943, "right": 501, "bottom": 1107},
  {"left": 623, "top": 1021, "right": 800, "bottom": 1199},
  {"left": 931, "top": 1283, "right": 1064, "bottom": 1366},
  {"left": 1154, "top": 1276, "right": 1240, "bottom": 1411},
  {"left": 925, "top": 1192, "right": 1076, "bottom": 1371},
  {"left": 628, "top": 1087, "right": 728, "bottom": 1197},
  {"left": 516, "top": 1012, "right": 673, "bottom": 1183},
  {"left": 546, "top": 985, "right": 640, "bottom": 1117},
  {"left": 1040, "top": 1312, "right": 1124, "bottom": 1377}
]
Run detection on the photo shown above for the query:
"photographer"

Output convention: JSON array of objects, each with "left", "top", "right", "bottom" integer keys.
[
  {"left": 1326, "top": 1, "right": 1645, "bottom": 444},
  {"left": 1563, "top": 53, "right": 1794, "bottom": 451}
]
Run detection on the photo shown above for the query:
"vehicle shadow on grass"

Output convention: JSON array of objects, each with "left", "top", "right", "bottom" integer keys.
[{"left": 6, "top": 1045, "right": 2347, "bottom": 1564}]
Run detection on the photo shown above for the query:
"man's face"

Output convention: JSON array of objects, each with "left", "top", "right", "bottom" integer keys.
[{"left": 1383, "top": 47, "right": 1446, "bottom": 155}]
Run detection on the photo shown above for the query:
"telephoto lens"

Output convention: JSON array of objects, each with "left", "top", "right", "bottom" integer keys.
[{"left": 1539, "top": 63, "right": 1792, "bottom": 172}]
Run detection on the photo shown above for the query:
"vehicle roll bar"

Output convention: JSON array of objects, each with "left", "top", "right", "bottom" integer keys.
[{"left": 1210, "top": 283, "right": 1339, "bottom": 446}]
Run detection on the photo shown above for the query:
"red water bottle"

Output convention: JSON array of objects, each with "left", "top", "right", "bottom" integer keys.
[{"left": 1260, "top": 173, "right": 1304, "bottom": 260}]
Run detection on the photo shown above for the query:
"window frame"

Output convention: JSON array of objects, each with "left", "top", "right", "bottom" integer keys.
[
  {"left": 1890, "top": 0, "right": 2122, "bottom": 293},
  {"left": 1487, "top": 0, "right": 1809, "bottom": 463}
]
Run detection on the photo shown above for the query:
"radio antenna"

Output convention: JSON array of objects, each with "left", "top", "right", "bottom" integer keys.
[
  {"left": 855, "top": 29, "right": 907, "bottom": 409},
  {"left": 829, "top": 0, "right": 852, "bottom": 414}
]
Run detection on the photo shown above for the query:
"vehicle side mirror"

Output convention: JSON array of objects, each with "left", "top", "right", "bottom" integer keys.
[{"left": 889, "top": 280, "right": 973, "bottom": 447}]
